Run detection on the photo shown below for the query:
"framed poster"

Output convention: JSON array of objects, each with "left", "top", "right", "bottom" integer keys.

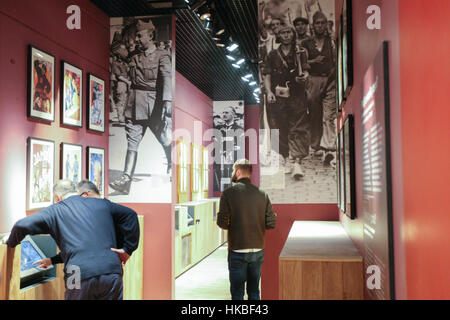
[
  {"left": 336, "top": 133, "right": 341, "bottom": 210},
  {"left": 361, "top": 42, "right": 395, "bottom": 299},
  {"left": 61, "top": 61, "right": 83, "bottom": 127},
  {"left": 338, "top": 128, "right": 346, "bottom": 212},
  {"left": 342, "top": 0, "right": 354, "bottom": 98},
  {"left": 28, "top": 46, "right": 55, "bottom": 122},
  {"left": 27, "top": 137, "right": 55, "bottom": 210},
  {"left": 87, "top": 147, "right": 105, "bottom": 196},
  {"left": 61, "top": 143, "right": 82, "bottom": 184},
  {"left": 87, "top": 74, "right": 105, "bottom": 132},
  {"left": 337, "top": 14, "right": 344, "bottom": 111},
  {"left": 343, "top": 115, "right": 356, "bottom": 219}
]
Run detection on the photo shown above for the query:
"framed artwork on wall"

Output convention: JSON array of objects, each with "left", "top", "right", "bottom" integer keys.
[
  {"left": 342, "top": 0, "right": 354, "bottom": 98},
  {"left": 27, "top": 137, "right": 55, "bottom": 210},
  {"left": 61, "top": 143, "right": 83, "bottom": 184},
  {"left": 338, "top": 128, "right": 346, "bottom": 212},
  {"left": 28, "top": 46, "right": 55, "bottom": 122},
  {"left": 87, "top": 74, "right": 105, "bottom": 132},
  {"left": 61, "top": 61, "right": 83, "bottom": 127},
  {"left": 87, "top": 146, "right": 105, "bottom": 196},
  {"left": 343, "top": 115, "right": 356, "bottom": 219},
  {"left": 337, "top": 14, "right": 344, "bottom": 111}
]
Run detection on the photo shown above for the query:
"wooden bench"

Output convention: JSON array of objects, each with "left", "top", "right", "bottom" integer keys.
[{"left": 279, "top": 221, "right": 363, "bottom": 300}]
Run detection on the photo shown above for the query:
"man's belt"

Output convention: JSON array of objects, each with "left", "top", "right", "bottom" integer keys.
[{"left": 130, "top": 84, "right": 156, "bottom": 91}]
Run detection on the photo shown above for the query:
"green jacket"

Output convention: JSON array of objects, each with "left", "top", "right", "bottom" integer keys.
[{"left": 217, "top": 178, "right": 276, "bottom": 251}]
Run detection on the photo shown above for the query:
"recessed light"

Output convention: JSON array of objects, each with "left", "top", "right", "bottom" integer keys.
[
  {"left": 227, "top": 43, "right": 239, "bottom": 52},
  {"left": 216, "top": 29, "right": 225, "bottom": 35},
  {"left": 236, "top": 59, "right": 245, "bottom": 65},
  {"left": 226, "top": 55, "right": 236, "bottom": 61},
  {"left": 232, "top": 64, "right": 241, "bottom": 69}
]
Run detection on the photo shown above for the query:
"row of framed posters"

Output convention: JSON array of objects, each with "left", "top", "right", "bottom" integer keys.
[
  {"left": 27, "top": 137, "right": 105, "bottom": 210},
  {"left": 28, "top": 45, "right": 105, "bottom": 132}
]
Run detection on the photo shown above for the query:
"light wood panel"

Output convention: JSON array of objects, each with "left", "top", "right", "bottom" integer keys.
[
  {"left": 0, "top": 244, "right": 8, "bottom": 300},
  {"left": 0, "top": 244, "right": 65, "bottom": 300},
  {"left": 279, "top": 221, "right": 363, "bottom": 300},
  {"left": 174, "top": 198, "right": 224, "bottom": 278},
  {"left": 123, "top": 215, "right": 144, "bottom": 300}
]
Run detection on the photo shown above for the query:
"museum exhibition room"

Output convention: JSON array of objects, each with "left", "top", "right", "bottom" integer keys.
[{"left": 0, "top": 0, "right": 449, "bottom": 303}]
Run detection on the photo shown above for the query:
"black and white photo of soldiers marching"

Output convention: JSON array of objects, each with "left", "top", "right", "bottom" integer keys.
[{"left": 258, "top": 0, "right": 337, "bottom": 204}]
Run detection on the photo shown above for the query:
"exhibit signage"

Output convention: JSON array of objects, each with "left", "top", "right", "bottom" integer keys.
[{"left": 361, "top": 41, "right": 395, "bottom": 300}]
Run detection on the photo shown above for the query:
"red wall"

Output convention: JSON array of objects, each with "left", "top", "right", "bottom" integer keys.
[
  {"left": 336, "top": 0, "right": 407, "bottom": 299},
  {"left": 397, "top": 0, "right": 450, "bottom": 299},
  {"left": 174, "top": 72, "right": 214, "bottom": 200},
  {"left": 338, "top": 0, "right": 450, "bottom": 299},
  {"left": 0, "top": 0, "right": 110, "bottom": 231}
]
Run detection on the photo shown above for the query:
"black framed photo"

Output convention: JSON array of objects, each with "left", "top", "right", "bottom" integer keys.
[
  {"left": 87, "top": 146, "right": 105, "bottom": 196},
  {"left": 343, "top": 115, "right": 356, "bottom": 219},
  {"left": 27, "top": 137, "right": 55, "bottom": 210},
  {"left": 28, "top": 46, "right": 55, "bottom": 122},
  {"left": 87, "top": 73, "right": 105, "bottom": 132},
  {"left": 337, "top": 14, "right": 344, "bottom": 111},
  {"left": 61, "top": 143, "right": 83, "bottom": 184},
  {"left": 342, "top": 0, "right": 354, "bottom": 98},
  {"left": 61, "top": 61, "right": 83, "bottom": 127},
  {"left": 338, "top": 127, "right": 346, "bottom": 212}
]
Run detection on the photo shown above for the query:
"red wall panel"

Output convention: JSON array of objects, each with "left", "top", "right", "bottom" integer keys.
[
  {"left": 398, "top": 0, "right": 450, "bottom": 299},
  {"left": 0, "top": 0, "right": 109, "bottom": 231}
]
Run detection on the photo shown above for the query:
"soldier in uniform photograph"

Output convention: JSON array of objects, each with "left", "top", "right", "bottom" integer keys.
[
  {"left": 264, "top": 23, "right": 310, "bottom": 179},
  {"left": 303, "top": 11, "right": 337, "bottom": 165},
  {"left": 109, "top": 19, "right": 172, "bottom": 195}
]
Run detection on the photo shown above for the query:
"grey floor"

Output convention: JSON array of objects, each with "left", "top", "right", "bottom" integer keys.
[{"left": 175, "top": 243, "right": 231, "bottom": 300}]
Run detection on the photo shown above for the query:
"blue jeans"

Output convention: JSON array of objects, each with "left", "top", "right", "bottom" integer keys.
[
  {"left": 65, "top": 273, "right": 123, "bottom": 300},
  {"left": 228, "top": 250, "right": 264, "bottom": 300}
]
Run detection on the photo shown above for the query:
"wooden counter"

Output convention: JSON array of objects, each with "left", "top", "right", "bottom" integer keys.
[{"left": 279, "top": 221, "right": 363, "bottom": 300}]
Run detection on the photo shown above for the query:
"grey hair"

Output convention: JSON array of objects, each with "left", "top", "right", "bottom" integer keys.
[
  {"left": 53, "top": 179, "right": 77, "bottom": 198},
  {"left": 77, "top": 180, "right": 100, "bottom": 196}
]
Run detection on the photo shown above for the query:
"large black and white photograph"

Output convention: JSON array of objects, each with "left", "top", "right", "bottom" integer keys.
[
  {"left": 213, "top": 100, "right": 245, "bottom": 192},
  {"left": 108, "top": 15, "right": 173, "bottom": 203},
  {"left": 258, "top": 0, "right": 337, "bottom": 203}
]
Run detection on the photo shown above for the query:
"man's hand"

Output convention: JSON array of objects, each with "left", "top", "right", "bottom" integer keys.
[
  {"left": 267, "top": 91, "right": 276, "bottom": 103},
  {"left": 33, "top": 258, "right": 52, "bottom": 269},
  {"left": 111, "top": 248, "right": 130, "bottom": 266},
  {"left": 162, "top": 101, "right": 172, "bottom": 121}
]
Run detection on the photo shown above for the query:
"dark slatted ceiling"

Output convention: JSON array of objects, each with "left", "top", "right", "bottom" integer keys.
[{"left": 91, "top": 0, "right": 259, "bottom": 105}]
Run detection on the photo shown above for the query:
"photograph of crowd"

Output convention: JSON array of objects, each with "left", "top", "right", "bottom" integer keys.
[{"left": 258, "top": 0, "right": 337, "bottom": 203}]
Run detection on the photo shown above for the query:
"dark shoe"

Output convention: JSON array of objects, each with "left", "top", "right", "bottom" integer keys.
[
  {"left": 109, "top": 150, "right": 138, "bottom": 195},
  {"left": 323, "top": 151, "right": 335, "bottom": 166},
  {"left": 109, "top": 174, "right": 132, "bottom": 195}
]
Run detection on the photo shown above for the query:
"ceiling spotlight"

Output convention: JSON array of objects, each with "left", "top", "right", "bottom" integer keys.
[
  {"left": 227, "top": 43, "right": 239, "bottom": 52},
  {"left": 241, "top": 77, "right": 250, "bottom": 82},
  {"left": 212, "top": 37, "right": 220, "bottom": 41},
  {"left": 226, "top": 55, "right": 236, "bottom": 61},
  {"left": 184, "top": 0, "right": 190, "bottom": 3},
  {"left": 249, "top": 81, "right": 257, "bottom": 86},
  {"left": 216, "top": 29, "right": 225, "bottom": 35},
  {"left": 254, "top": 88, "right": 261, "bottom": 93},
  {"left": 236, "top": 59, "right": 245, "bottom": 65},
  {"left": 243, "top": 74, "right": 253, "bottom": 79},
  {"left": 232, "top": 64, "right": 241, "bottom": 69},
  {"left": 216, "top": 43, "right": 225, "bottom": 48},
  {"left": 200, "top": 13, "right": 211, "bottom": 20}
]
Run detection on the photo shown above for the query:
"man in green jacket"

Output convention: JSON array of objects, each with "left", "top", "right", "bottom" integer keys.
[{"left": 217, "top": 159, "right": 277, "bottom": 300}]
